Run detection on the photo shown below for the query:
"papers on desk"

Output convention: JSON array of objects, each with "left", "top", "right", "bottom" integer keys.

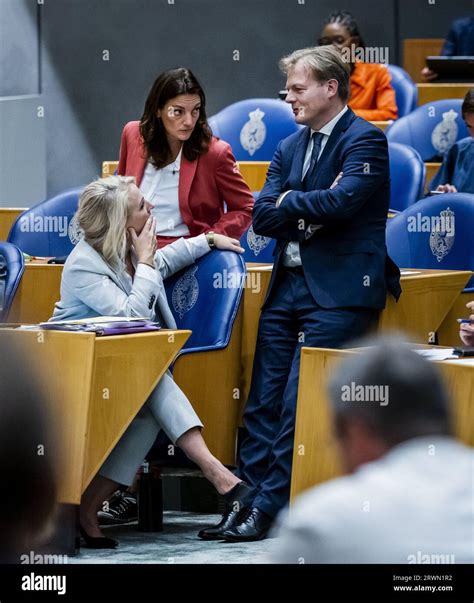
[
  {"left": 45, "top": 316, "right": 149, "bottom": 325},
  {"left": 414, "top": 348, "right": 458, "bottom": 361},
  {"left": 400, "top": 270, "right": 421, "bottom": 276}
]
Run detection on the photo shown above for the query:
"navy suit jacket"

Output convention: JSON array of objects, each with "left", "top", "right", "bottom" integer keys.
[{"left": 253, "top": 108, "right": 401, "bottom": 310}]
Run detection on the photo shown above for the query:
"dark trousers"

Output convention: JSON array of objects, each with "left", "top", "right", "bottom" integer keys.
[{"left": 237, "top": 265, "right": 378, "bottom": 518}]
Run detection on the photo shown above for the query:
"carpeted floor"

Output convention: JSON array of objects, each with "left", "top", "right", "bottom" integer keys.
[{"left": 70, "top": 512, "right": 276, "bottom": 564}]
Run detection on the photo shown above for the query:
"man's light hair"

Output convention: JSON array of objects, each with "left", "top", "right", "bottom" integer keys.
[
  {"left": 279, "top": 46, "right": 350, "bottom": 102},
  {"left": 76, "top": 175, "right": 135, "bottom": 269}
]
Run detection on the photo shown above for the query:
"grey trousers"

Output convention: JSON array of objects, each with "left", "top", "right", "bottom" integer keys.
[{"left": 99, "top": 371, "right": 203, "bottom": 486}]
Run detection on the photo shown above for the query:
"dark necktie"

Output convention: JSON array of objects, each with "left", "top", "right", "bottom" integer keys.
[{"left": 302, "top": 131, "right": 324, "bottom": 191}]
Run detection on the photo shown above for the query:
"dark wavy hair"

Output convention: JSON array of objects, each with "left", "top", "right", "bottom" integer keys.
[{"left": 139, "top": 68, "right": 212, "bottom": 169}]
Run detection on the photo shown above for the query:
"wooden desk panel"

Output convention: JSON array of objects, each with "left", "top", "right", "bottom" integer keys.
[
  {"left": 417, "top": 83, "right": 473, "bottom": 106},
  {"left": 370, "top": 121, "right": 392, "bottom": 131},
  {"left": 173, "top": 305, "right": 243, "bottom": 465},
  {"left": 437, "top": 290, "right": 473, "bottom": 347},
  {"left": 9, "top": 260, "right": 244, "bottom": 466},
  {"left": 403, "top": 39, "right": 444, "bottom": 83},
  {"left": 8, "top": 262, "right": 63, "bottom": 323},
  {"left": 0, "top": 329, "right": 189, "bottom": 504},
  {"left": 240, "top": 267, "right": 472, "bottom": 405},
  {"left": 0, "top": 208, "right": 27, "bottom": 241},
  {"left": 425, "top": 162, "right": 442, "bottom": 191},
  {"left": 102, "top": 161, "right": 118, "bottom": 178},
  {"left": 102, "top": 159, "right": 271, "bottom": 193},
  {"left": 291, "top": 346, "right": 474, "bottom": 501}
]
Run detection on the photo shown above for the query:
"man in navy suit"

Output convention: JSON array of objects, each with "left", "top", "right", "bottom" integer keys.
[{"left": 199, "top": 45, "right": 401, "bottom": 542}]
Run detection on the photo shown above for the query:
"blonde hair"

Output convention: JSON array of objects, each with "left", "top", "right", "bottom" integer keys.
[
  {"left": 279, "top": 46, "right": 350, "bottom": 102},
  {"left": 76, "top": 175, "right": 135, "bottom": 269}
]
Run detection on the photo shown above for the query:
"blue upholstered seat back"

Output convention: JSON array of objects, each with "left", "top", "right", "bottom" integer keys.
[
  {"left": 387, "top": 64, "right": 418, "bottom": 117},
  {"left": 0, "top": 241, "right": 25, "bottom": 321},
  {"left": 164, "top": 250, "right": 246, "bottom": 354},
  {"left": 8, "top": 187, "right": 83, "bottom": 257},
  {"left": 386, "top": 100, "right": 469, "bottom": 161},
  {"left": 388, "top": 142, "right": 426, "bottom": 212},
  {"left": 386, "top": 192, "right": 474, "bottom": 291},
  {"left": 208, "top": 98, "right": 301, "bottom": 161}
]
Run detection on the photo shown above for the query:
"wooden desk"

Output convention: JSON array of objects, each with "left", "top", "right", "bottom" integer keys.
[
  {"left": 0, "top": 208, "right": 27, "bottom": 241},
  {"left": 370, "top": 120, "right": 391, "bottom": 131},
  {"left": 237, "top": 161, "right": 270, "bottom": 192},
  {"left": 438, "top": 289, "right": 473, "bottom": 347},
  {"left": 425, "top": 162, "right": 442, "bottom": 191},
  {"left": 8, "top": 261, "right": 63, "bottom": 323},
  {"left": 240, "top": 267, "right": 472, "bottom": 405},
  {"left": 403, "top": 38, "right": 443, "bottom": 83},
  {"left": 9, "top": 260, "right": 243, "bottom": 465},
  {"left": 417, "top": 83, "right": 473, "bottom": 106},
  {"left": 0, "top": 329, "right": 190, "bottom": 504},
  {"left": 102, "top": 160, "right": 271, "bottom": 193},
  {"left": 291, "top": 346, "right": 474, "bottom": 501}
]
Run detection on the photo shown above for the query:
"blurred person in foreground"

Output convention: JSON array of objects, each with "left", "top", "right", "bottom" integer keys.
[
  {"left": 0, "top": 338, "right": 58, "bottom": 563},
  {"left": 270, "top": 336, "right": 474, "bottom": 563}
]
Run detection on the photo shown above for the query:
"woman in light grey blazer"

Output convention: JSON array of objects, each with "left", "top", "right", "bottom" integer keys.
[{"left": 51, "top": 175, "right": 251, "bottom": 548}]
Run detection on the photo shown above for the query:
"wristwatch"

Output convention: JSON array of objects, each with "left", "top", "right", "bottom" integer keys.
[{"left": 206, "top": 231, "right": 216, "bottom": 249}]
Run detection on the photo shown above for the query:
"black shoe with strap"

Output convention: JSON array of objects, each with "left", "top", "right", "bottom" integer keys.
[{"left": 197, "top": 481, "right": 253, "bottom": 540}]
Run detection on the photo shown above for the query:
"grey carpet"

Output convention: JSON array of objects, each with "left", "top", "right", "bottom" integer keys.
[{"left": 71, "top": 512, "right": 276, "bottom": 564}]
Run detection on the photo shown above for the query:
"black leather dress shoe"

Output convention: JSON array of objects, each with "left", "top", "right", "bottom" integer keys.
[
  {"left": 197, "top": 507, "right": 248, "bottom": 540},
  {"left": 221, "top": 507, "right": 273, "bottom": 542},
  {"left": 197, "top": 481, "right": 253, "bottom": 540}
]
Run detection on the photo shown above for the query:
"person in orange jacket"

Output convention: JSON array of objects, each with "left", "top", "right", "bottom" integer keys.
[{"left": 318, "top": 10, "right": 398, "bottom": 121}]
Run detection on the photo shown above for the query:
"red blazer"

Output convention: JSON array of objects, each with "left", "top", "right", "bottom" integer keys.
[{"left": 118, "top": 121, "right": 254, "bottom": 240}]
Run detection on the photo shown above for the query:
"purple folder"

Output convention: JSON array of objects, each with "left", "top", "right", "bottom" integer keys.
[{"left": 40, "top": 320, "right": 161, "bottom": 336}]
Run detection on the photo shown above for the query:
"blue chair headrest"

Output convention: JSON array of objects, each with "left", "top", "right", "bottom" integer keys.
[
  {"left": 386, "top": 192, "right": 474, "bottom": 289},
  {"left": 8, "top": 187, "right": 84, "bottom": 257},
  {"left": 386, "top": 99, "right": 469, "bottom": 161},
  {"left": 0, "top": 241, "right": 25, "bottom": 321},
  {"left": 208, "top": 98, "right": 301, "bottom": 161}
]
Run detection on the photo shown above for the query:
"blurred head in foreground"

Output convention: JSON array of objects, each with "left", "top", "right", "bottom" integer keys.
[
  {"left": 328, "top": 335, "right": 452, "bottom": 473},
  {"left": 0, "top": 336, "right": 58, "bottom": 562}
]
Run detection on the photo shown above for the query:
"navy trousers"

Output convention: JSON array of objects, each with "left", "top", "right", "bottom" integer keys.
[{"left": 237, "top": 265, "right": 378, "bottom": 518}]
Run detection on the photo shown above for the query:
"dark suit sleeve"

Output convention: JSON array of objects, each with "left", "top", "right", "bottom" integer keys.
[
  {"left": 278, "top": 128, "right": 389, "bottom": 225},
  {"left": 441, "top": 23, "right": 458, "bottom": 56},
  {"left": 253, "top": 142, "right": 302, "bottom": 240}
]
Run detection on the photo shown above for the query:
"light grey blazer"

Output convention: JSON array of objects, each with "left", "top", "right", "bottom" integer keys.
[{"left": 51, "top": 235, "right": 210, "bottom": 324}]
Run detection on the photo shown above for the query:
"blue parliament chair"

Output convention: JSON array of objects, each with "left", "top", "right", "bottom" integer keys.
[
  {"left": 7, "top": 187, "right": 83, "bottom": 257},
  {"left": 240, "top": 224, "right": 276, "bottom": 263},
  {"left": 208, "top": 98, "right": 301, "bottom": 161},
  {"left": 0, "top": 241, "right": 25, "bottom": 321},
  {"left": 388, "top": 142, "right": 426, "bottom": 212},
  {"left": 385, "top": 99, "right": 469, "bottom": 161},
  {"left": 151, "top": 250, "right": 246, "bottom": 469},
  {"left": 164, "top": 249, "right": 246, "bottom": 354},
  {"left": 387, "top": 65, "right": 418, "bottom": 118},
  {"left": 386, "top": 192, "right": 474, "bottom": 291}
]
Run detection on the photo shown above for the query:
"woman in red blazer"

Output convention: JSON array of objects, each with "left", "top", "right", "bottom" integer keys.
[{"left": 118, "top": 68, "right": 254, "bottom": 248}]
